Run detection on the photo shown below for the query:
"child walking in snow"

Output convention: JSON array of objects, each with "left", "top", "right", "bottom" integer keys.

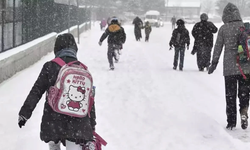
[
  {"left": 142, "top": 21, "right": 152, "bottom": 42},
  {"left": 18, "top": 33, "right": 97, "bottom": 150},
  {"left": 98, "top": 16, "right": 126, "bottom": 70},
  {"left": 169, "top": 19, "right": 190, "bottom": 71}
]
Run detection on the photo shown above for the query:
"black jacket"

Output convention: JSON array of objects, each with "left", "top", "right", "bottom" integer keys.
[
  {"left": 192, "top": 20, "right": 218, "bottom": 47},
  {"left": 169, "top": 25, "right": 190, "bottom": 48},
  {"left": 143, "top": 24, "right": 152, "bottom": 35},
  {"left": 19, "top": 56, "right": 96, "bottom": 145},
  {"left": 99, "top": 23, "right": 126, "bottom": 45}
]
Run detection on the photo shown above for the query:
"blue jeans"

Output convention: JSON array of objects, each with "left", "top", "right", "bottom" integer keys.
[{"left": 173, "top": 47, "right": 185, "bottom": 69}]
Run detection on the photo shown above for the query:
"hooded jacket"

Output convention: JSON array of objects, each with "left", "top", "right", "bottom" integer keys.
[
  {"left": 19, "top": 33, "right": 96, "bottom": 145},
  {"left": 99, "top": 22, "right": 126, "bottom": 45},
  {"left": 211, "top": 3, "right": 250, "bottom": 76},
  {"left": 169, "top": 22, "right": 190, "bottom": 48},
  {"left": 192, "top": 17, "right": 218, "bottom": 48}
]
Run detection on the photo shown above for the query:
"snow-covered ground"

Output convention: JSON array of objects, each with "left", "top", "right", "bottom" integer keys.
[{"left": 0, "top": 22, "right": 250, "bottom": 150}]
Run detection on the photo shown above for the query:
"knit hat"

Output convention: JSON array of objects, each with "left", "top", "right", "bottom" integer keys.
[
  {"left": 54, "top": 33, "right": 78, "bottom": 55},
  {"left": 176, "top": 19, "right": 185, "bottom": 26},
  {"left": 200, "top": 13, "right": 208, "bottom": 21},
  {"left": 110, "top": 16, "right": 120, "bottom": 24}
]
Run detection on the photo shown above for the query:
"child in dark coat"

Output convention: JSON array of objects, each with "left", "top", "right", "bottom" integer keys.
[
  {"left": 143, "top": 21, "right": 152, "bottom": 42},
  {"left": 99, "top": 17, "right": 126, "bottom": 70},
  {"left": 169, "top": 19, "right": 190, "bottom": 71},
  {"left": 18, "top": 33, "right": 96, "bottom": 150}
]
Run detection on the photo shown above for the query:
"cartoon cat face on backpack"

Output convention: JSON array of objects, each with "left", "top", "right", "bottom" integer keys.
[
  {"left": 66, "top": 85, "right": 86, "bottom": 111},
  {"left": 68, "top": 85, "right": 86, "bottom": 101}
]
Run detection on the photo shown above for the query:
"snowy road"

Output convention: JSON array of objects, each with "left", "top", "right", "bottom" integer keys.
[{"left": 0, "top": 22, "right": 250, "bottom": 150}]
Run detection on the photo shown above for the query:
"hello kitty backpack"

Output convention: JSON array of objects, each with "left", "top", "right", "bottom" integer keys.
[{"left": 47, "top": 57, "right": 94, "bottom": 118}]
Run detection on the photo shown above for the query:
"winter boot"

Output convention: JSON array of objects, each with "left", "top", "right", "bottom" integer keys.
[
  {"left": 241, "top": 115, "right": 248, "bottom": 129},
  {"left": 226, "top": 123, "right": 236, "bottom": 130},
  {"left": 240, "top": 107, "right": 248, "bottom": 130},
  {"left": 110, "top": 64, "right": 115, "bottom": 70},
  {"left": 173, "top": 66, "right": 177, "bottom": 70},
  {"left": 199, "top": 68, "right": 204, "bottom": 71}
]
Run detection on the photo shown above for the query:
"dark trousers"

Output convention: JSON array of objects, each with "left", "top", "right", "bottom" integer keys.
[
  {"left": 196, "top": 46, "right": 212, "bottom": 69},
  {"left": 145, "top": 33, "right": 150, "bottom": 41},
  {"left": 224, "top": 75, "right": 250, "bottom": 125},
  {"left": 172, "top": 23, "right": 175, "bottom": 30},
  {"left": 107, "top": 44, "right": 120, "bottom": 67},
  {"left": 134, "top": 26, "right": 142, "bottom": 41},
  {"left": 173, "top": 47, "right": 185, "bottom": 69}
]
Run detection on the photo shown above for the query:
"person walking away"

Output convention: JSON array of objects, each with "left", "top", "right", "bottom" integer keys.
[
  {"left": 142, "top": 21, "right": 152, "bottom": 42},
  {"left": 208, "top": 3, "right": 250, "bottom": 130},
  {"left": 98, "top": 17, "right": 126, "bottom": 70},
  {"left": 171, "top": 15, "right": 177, "bottom": 30},
  {"left": 191, "top": 13, "right": 218, "bottom": 71},
  {"left": 169, "top": 19, "right": 190, "bottom": 71},
  {"left": 18, "top": 33, "right": 97, "bottom": 150},
  {"left": 100, "top": 18, "right": 107, "bottom": 30},
  {"left": 132, "top": 16, "right": 143, "bottom": 41}
]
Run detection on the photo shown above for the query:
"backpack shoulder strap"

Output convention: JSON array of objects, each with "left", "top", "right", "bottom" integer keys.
[
  {"left": 52, "top": 57, "right": 66, "bottom": 67},
  {"left": 67, "top": 60, "right": 88, "bottom": 70}
]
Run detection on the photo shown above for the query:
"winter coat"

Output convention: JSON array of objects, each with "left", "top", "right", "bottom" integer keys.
[
  {"left": 192, "top": 20, "right": 218, "bottom": 49},
  {"left": 18, "top": 53, "right": 96, "bottom": 145},
  {"left": 211, "top": 3, "right": 250, "bottom": 76},
  {"left": 171, "top": 17, "right": 176, "bottom": 24},
  {"left": 133, "top": 17, "right": 143, "bottom": 38},
  {"left": 169, "top": 25, "right": 190, "bottom": 48},
  {"left": 99, "top": 23, "right": 126, "bottom": 45},
  {"left": 143, "top": 24, "right": 152, "bottom": 35},
  {"left": 100, "top": 20, "right": 107, "bottom": 27}
]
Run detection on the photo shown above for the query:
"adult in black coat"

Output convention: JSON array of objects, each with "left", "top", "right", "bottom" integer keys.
[
  {"left": 18, "top": 33, "right": 96, "bottom": 148},
  {"left": 132, "top": 16, "right": 143, "bottom": 41},
  {"left": 191, "top": 13, "right": 218, "bottom": 71}
]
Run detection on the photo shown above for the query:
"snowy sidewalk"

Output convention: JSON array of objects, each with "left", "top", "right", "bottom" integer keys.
[{"left": 0, "top": 22, "right": 250, "bottom": 150}]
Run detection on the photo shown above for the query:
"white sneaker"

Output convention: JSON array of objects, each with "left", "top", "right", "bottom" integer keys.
[
  {"left": 48, "top": 141, "right": 61, "bottom": 150},
  {"left": 84, "top": 141, "right": 96, "bottom": 150}
]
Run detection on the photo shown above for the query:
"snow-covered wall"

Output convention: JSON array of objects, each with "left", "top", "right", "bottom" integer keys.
[{"left": 0, "top": 22, "right": 91, "bottom": 84}]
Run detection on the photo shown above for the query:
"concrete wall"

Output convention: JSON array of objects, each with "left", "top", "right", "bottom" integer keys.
[{"left": 0, "top": 22, "right": 91, "bottom": 84}]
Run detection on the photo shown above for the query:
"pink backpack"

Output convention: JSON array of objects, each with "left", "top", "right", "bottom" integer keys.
[{"left": 47, "top": 58, "right": 94, "bottom": 118}]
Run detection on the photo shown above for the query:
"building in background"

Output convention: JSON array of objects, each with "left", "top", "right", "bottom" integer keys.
[{"left": 165, "top": 1, "right": 201, "bottom": 21}]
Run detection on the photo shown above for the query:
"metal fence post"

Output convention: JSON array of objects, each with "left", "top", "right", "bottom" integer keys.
[
  {"left": 1, "top": 0, "right": 6, "bottom": 52},
  {"left": 68, "top": 0, "right": 70, "bottom": 33},
  {"left": 77, "top": 0, "right": 80, "bottom": 44},
  {"left": 13, "top": 0, "right": 16, "bottom": 47}
]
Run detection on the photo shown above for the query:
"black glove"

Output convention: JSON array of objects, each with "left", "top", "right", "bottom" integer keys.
[
  {"left": 169, "top": 46, "right": 173, "bottom": 50},
  {"left": 18, "top": 115, "right": 27, "bottom": 128},
  {"left": 186, "top": 45, "right": 189, "bottom": 50},
  {"left": 191, "top": 49, "right": 197, "bottom": 55},
  {"left": 208, "top": 62, "right": 218, "bottom": 74}
]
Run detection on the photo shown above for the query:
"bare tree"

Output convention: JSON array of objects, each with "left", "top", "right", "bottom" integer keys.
[
  {"left": 216, "top": 0, "right": 249, "bottom": 17},
  {"left": 201, "top": 0, "right": 214, "bottom": 15}
]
